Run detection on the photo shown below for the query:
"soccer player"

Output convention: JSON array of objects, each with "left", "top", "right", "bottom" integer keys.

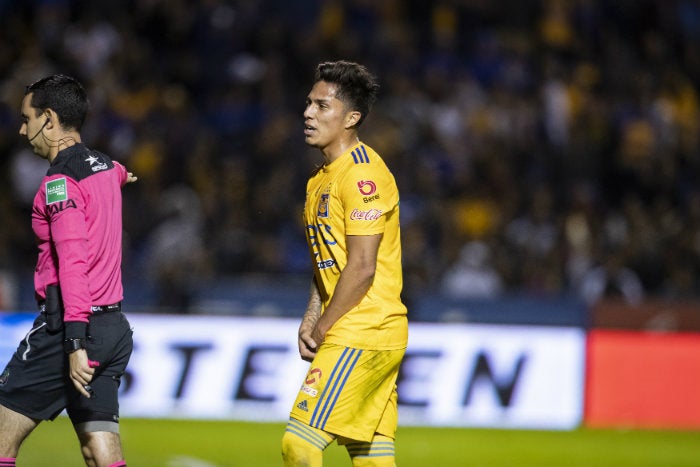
[
  {"left": 281, "top": 61, "right": 408, "bottom": 467},
  {"left": 0, "top": 75, "right": 136, "bottom": 467}
]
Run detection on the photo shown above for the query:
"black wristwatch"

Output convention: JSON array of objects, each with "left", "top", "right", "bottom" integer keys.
[{"left": 63, "top": 338, "right": 86, "bottom": 354}]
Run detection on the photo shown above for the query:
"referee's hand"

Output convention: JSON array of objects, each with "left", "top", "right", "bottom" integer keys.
[{"left": 68, "top": 349, "right": 95, "bottom": 398}]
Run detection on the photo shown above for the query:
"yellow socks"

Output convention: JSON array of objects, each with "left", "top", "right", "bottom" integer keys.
[
  {"left": 282, "top": 418, "right": 334, "bottom": 467},
  {"left": 345, "top": 434, "right": 396, "bottom": 467}
]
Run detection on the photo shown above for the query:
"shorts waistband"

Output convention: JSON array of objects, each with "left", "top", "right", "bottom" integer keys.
[
  {"left": 90, "top": 302, "right": 121, "bottom": 314},
  {"left": 38, "top": 302, "right": 121, "bottom": 314}
]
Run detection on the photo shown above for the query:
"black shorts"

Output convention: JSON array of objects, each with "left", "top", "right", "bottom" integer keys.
[{"left": 0, "top": 310, "right": 133, "bottom": 432}]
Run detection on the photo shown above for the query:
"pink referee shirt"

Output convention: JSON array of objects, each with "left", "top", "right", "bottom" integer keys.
[{"left": 32, "top": 143, "right": 128, "bottom": 334}]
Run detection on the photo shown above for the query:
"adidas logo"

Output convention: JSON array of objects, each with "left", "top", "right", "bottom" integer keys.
[{"left": 297, "top": 400, "right": 309, "bottom": 412}]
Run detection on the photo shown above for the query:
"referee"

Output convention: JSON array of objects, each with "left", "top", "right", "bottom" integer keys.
[{"left": 0, "top": 75, "right": 136, "bottom": 467}]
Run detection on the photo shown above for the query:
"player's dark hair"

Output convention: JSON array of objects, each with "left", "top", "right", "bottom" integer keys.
[
  {"left": 25, "top": 74, "right": 89, "bottom": 131},
  {"left": 315, "top": 60, "right": 379, "bottom": 127}
]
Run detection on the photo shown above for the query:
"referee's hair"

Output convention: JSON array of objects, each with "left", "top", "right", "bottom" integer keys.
[{"left": 25, "top": 74, "right": 89, "bottom": 131}]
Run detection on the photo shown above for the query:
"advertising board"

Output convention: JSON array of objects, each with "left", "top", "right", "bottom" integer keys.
[{"left": 0, "top": 313, "right": 585, "bottom": 429}]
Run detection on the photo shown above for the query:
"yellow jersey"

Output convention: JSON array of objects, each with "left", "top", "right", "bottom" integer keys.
[{"left": 303, "top": 142, "right": 408, "bottom": 350}]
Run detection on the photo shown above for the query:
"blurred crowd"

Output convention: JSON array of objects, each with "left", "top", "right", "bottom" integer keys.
[{"left": 0, "top": 0, "right": 699, "bottom": 312}]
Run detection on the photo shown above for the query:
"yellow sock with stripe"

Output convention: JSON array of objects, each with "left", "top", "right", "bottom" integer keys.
[
  {"left": 345, "top": 434, "right": 396, "bottom": 467},
  {"left": 281, "top": 418, "right": 334, "bottom": 467}
]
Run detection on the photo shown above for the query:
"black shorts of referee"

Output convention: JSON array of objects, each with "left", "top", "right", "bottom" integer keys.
[{"left": 0, "top": 305, "right": 133, "bottom": 433}]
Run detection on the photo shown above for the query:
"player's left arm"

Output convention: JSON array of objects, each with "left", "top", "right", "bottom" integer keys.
[
  {"left": 299, "top": 277, "right": 323, "bottom": 361},
  {"left": 311, "top": 232, "right": 382, "bottom": 345}
]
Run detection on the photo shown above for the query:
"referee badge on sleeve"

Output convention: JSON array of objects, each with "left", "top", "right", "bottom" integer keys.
[{"left": 46, "top": 178, "right": 68, "bottom": 205}]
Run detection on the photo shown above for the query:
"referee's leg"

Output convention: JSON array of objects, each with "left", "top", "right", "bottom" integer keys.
[
  {"left": 70, "top": 311, "right": 132, "bottom": 467},
  {"left": 0, "top": 403, "right": 39, "bottom": 460},
  {"left": 77, "top": 431, "right": 126, "bottom": 467}
]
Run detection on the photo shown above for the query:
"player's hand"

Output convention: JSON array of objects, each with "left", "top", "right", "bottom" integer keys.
[
  {"left": 126, "top": 172, "right": 138, "bottom": 183},
  {"left": 310, "top": 325, "right": 325, "bottom": 352},
  {"left": 298, "top": 325, "right": 318, "bottom": 362},
  {"left": 68, "top": 349, "right": 95, "bottom": 398}
]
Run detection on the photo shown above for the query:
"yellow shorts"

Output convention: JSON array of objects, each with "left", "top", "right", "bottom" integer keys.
[{"left": 289, "top": 343, "right": 405, "bottom": 443}]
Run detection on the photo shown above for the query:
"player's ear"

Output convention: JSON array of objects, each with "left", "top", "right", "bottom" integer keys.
[{"left": 345, "top": 110, "right": 361, "bottom": 129}]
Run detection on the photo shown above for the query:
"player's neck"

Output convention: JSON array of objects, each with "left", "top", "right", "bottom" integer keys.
[{"left": 321, "top": 133, "right": 359, "bottom": 165}]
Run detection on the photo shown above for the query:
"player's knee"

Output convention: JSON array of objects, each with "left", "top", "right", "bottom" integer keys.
[
  {"left": 281, "top": 430, "right": 320, "bottom": 467},
  {"left": 281, "top": 419, "right": 331, "bottom": 467},
  {"left": 346, "top": 435, "right": 396, "bottom": 467}
]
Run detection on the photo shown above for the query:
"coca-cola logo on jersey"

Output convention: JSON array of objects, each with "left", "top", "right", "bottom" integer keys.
[{"left": 350, "top": 208, "right": 383, "bottom": 221}]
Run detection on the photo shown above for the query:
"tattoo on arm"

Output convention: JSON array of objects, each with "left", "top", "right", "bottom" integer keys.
[{"left": 302, "top": 278, "right": 322, "bottom": 326}]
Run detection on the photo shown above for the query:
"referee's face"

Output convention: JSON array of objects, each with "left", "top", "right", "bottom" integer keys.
[
  {"left": 19, "top": 93, "right": 50, "bottom": 159},
  {"left": 304, "top": 81, "right": 351, "bottom": 151}
]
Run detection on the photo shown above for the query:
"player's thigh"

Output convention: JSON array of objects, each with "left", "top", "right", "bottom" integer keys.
[
  {"left": 375, "top": 384, "right": 398, "bottom": 439},
  {"left": 290, "top": 345, "right": 404, "bottom": 441}
]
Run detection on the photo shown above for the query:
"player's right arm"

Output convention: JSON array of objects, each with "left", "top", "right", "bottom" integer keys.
[{"left": 298, "top": 277, "right": 322, "bottom": 362}]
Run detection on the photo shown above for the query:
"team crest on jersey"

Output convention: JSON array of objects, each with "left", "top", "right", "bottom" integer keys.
[
  {"left": 46, "top": 178, "right": 68, "bottom": 204},
  {"left": 317, "top": 193, "right": 330, "bottom": 218}
]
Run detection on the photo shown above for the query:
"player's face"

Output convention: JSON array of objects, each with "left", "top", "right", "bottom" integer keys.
[
  {"left": 303, "top": 81, "right": 349, "bottom": 149},
  {"left": 19, "top": 93, "right": 50, "bottom": 159}
]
